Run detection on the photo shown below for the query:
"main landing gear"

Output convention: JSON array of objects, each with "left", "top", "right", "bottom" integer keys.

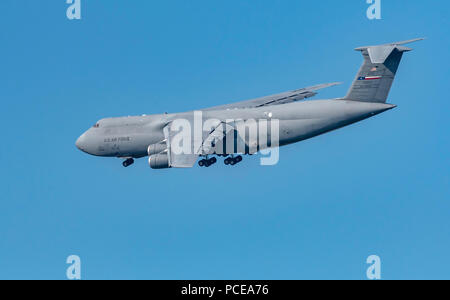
[
  {"left": 198, "top": 155, "right": 243, "bottom": 168},
  {"left": 122, "top": 158, "right": 134, "bottom": 168},
  {"left": 224, "top": 155, "right": 243, "bottom": 166},
  {"left": 198, "top": 157, "right": 217, "bottom": 168}
]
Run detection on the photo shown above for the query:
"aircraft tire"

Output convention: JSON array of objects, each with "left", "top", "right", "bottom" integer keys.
[{"left": 122, "top": 158, "right": 134, "bottom": 168}]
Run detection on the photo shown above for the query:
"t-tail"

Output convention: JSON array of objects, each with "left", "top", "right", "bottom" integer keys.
[{"left": 344, "top": 38, "right": 424, "bottom": 103}]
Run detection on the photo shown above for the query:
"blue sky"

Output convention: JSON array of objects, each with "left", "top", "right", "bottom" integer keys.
[{"left": 0, "top": 0, "right": 448, "bottom": 279}]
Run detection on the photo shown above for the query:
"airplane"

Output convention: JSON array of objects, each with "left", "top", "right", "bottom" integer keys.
[{"left": 76, "top": 38, "right": 423, "bottom": 169}]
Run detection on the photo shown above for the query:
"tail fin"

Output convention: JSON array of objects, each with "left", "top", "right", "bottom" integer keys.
[{"left": 344, "top": 38, "right": 424, "bottom": 103}]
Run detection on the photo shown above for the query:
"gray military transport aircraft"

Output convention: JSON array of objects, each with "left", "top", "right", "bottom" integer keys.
[{"left": 76, "top": 39, "right": 423, "bottom": 169}]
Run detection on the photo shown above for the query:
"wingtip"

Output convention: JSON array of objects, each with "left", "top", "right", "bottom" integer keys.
[
  {"left": 323, "top": 82, "right": 343, "bottom": 87},
  {"left": 305, "top": 82, "right": 343, "bottom": 92}
]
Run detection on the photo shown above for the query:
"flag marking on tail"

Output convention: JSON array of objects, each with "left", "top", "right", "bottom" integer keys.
[{"left": 358, "top": 76, "right": 382, "bottom": 81}]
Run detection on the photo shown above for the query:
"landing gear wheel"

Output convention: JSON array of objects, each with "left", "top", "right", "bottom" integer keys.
[
  {"left": 199, "top": 158, "right": 216, "bottom": 167},
  {"left": 224, "top": 158, "right": 231, "bottom": 165},
  {"left": 236, "top": 155, "right": 243, "bottom": 163},
  {"left": 229, "top": 159, "right": 236, "bottom": 166},
  {"left": 122, "top": 158, "right": 134, "bottom": 168}
]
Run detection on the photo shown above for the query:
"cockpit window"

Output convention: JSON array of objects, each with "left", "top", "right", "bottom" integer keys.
[{"left": 93, "top": 123, "right": 100, "bottom": 128}]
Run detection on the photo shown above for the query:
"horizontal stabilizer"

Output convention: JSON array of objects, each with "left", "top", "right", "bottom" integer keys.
[{"left": 355, "top": 38, "right": 425, "bottom": 64}]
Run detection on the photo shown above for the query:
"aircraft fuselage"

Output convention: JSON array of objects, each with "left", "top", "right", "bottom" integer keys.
[{"left": 76, "top": 99, "right": 395, "bottom": 159}]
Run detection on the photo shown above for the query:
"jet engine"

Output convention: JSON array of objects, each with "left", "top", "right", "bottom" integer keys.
[
  {"left": 148, "top": 153, "right": 170, "bottom": 169},
  {"left": 147, "top": 142, "right": 167, "bottom": 156}
]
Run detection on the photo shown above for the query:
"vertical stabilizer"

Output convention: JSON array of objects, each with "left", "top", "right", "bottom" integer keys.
[{"left": 344, "top": 38, "right": 424, "bottom": 103}]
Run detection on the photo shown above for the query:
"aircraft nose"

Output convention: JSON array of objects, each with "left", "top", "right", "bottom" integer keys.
[{"left": 76, "top": 133, "right": 87, "bottom": 152}]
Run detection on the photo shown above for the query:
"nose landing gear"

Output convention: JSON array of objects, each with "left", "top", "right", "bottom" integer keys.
[{"left": 122, "top": 158, "right": 135, "bottom": 168}]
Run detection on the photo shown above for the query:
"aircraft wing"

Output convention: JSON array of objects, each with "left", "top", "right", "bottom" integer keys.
[{"left": 203, "top": 82, "right": 342, "bottom": 111}]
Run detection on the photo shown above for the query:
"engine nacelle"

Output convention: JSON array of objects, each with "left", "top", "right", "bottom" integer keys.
[
  {"left": 148, "top": 153, "right": 170, "bottom": 169},
  {"left": 147, "top": 142, "right": 167, "bottom": 156}
]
